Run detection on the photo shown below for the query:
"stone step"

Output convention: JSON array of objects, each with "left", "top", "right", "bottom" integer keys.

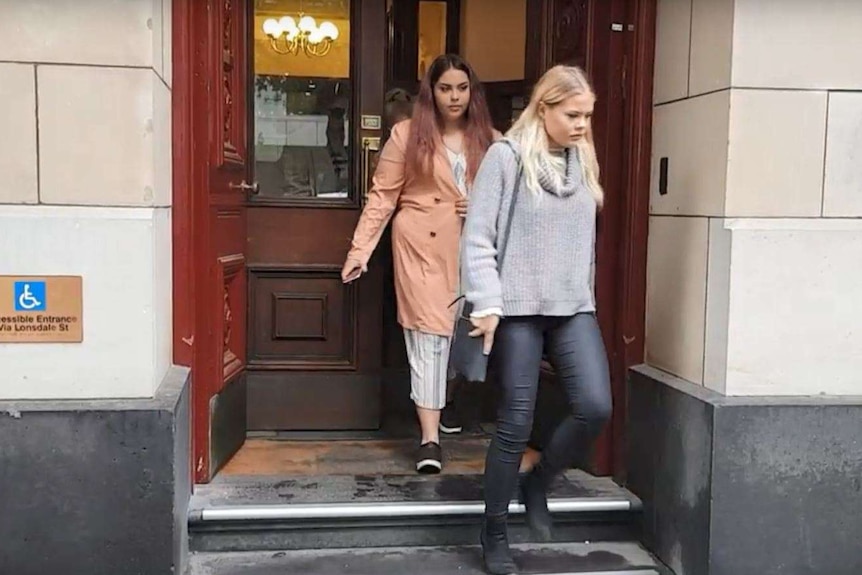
[
  {"left": 189, "top": 471, "right": 643, "bottom": 552},
  {"left": 189, "top": 541, "right": 667, "bottom": 575}
]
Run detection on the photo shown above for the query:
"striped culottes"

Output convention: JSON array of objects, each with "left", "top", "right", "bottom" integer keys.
[{"left": 403, "top": 328, "right": 453, "bottom": 410}]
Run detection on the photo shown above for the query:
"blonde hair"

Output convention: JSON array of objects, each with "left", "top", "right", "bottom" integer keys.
[{"left": 507, "top": 65, "right": 604, "bottom": 207}]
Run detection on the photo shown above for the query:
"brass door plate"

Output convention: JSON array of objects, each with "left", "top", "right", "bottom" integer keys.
[{"left": 361, "top": 115, "right": 382, "bottom": 130}]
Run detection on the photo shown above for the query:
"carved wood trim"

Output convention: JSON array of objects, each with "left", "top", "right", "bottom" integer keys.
[
  {"left": 217, "top": 0, "right": 244, "bottom": 167},
  {"left": 219, "top": 253, "right": 245, "bottom": 381},
  {"left": 222, "top": 0, "right": 234, "bottom": 150},
  {"left": 553, "top": 0, "right": 590, "bottom": 68}
]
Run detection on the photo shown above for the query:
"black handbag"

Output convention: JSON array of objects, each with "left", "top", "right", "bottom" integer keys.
[{"left": 449, "top": 152, "right": 522, "bottom": 382}]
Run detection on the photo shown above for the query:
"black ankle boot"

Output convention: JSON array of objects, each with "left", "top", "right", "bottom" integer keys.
[
  {"left": 480, "top": 515, "right": 517, "bottom": 574},
  {"left": 519, "top": 466, "right": 553, "bottom": 542}
]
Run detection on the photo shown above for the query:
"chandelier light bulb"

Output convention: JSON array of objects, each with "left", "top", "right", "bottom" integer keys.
[
  {"left": 298, "top": 15, "right": 317, "bottom": 33},
  {"left": 264, "top": 12, "right": 337, "bottom": 56},
  {"left": 262, "top": 18, "right": 281, "bottom": 37},
  {"left": 307, "top": 29, "right": 325, "bottom": 45},
  {"left": 279, "top": 16, "right": 297, "bottom": 33},
  {"left": 319, "top": 21, "right": 338, "bottom": 40}
]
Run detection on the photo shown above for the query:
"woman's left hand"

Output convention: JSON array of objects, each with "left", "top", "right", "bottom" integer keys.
[
  {"left": 456, "top": 197, "right": 469, "bottom": 218},
  {"left": 469, "top": 314, "right": 500, "bottom": 355}
]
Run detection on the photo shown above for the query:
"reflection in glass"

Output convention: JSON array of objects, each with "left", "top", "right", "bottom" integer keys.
[
  {"left": 253, "top": 0, "right": 352, "bottom": 200},
  {"left": 417, "top": 1, "right": 448, "bottom": 79}
]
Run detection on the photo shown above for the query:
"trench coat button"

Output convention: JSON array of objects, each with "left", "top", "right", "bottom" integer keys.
[
  {"left": 430, "top": 231, "right": 437, "bottom": 238},
  {"left": 434, "top": 197, "right": 441, "bottom": 203}
]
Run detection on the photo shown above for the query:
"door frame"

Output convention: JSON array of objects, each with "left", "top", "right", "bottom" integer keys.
[
  {"left": 171, "top": 0, "right": 200, "bottom": 479},
  {"left": 520, "top": 0, "right": 655, "bottom": 480},
  {"left": 613, "top": 0, "right": 655, "bottom": 480},
  {"left": 172, "top": 0, "right": 657, "bottom": 484}
]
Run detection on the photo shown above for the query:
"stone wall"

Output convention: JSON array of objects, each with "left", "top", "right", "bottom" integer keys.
[
  {"left": 0, "top": 0, "right": 173, "bottom": 399},
  {"left": 646, "top": 0, "right": 862, "bottom": 395}
]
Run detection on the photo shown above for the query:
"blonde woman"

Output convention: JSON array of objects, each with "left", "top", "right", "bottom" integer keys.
[{"left": 461, "top": 65, "right": 611, "bottom": 574}]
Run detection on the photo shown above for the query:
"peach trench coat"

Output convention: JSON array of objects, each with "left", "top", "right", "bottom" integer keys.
[{"left": 347, "top": 120, "right": 469, "bottom": 337}]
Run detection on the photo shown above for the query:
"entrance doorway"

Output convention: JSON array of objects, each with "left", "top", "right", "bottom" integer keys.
[
  {"left": 174, "top": 0, "right": 650, "bottom": 483},
  {"left": 244, "top": 0, "right": 544, "bottom": 437}
]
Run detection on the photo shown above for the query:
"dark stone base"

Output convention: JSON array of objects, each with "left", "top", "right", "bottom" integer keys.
[
  {"left": 0, "top": 366, "right": 191, "bottom": 575},
  {"left": 627, "top": 365, "right": 862, "bottom": 575}
]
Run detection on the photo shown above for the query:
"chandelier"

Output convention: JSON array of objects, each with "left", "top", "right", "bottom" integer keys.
[{"left": 262, "top": 14, "right": 340, "bottom": 57}]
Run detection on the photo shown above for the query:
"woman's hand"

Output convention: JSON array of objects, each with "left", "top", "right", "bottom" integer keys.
[
  {"left": 341, "top": 258, "right": 366, "bottom": 283},
  {"left": 456, "top": 197, "right": 469, "bottom": 218},
  {"left": 469, "top": 314, "right": 500, "bottom": 355}
]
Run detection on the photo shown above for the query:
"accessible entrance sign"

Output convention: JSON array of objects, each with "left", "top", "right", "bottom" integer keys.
[{"left": 0, "top": 276, "right": 83, "bottom": 343}]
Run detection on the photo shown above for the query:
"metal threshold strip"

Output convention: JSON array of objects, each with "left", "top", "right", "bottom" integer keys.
[
  {"left": 198, "top": 497, "right": 633, "bottom": 522},
  {"left": 530, "top": 572, "right": 660, "bottom": 575}
]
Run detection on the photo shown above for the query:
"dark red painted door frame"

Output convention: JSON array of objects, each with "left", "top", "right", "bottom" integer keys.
[
  {"left": 525, "top": 0, "right": 655, "bottom": 479},
  {"left": 613, "top": 0, "right": 655, "bottom": 479}
]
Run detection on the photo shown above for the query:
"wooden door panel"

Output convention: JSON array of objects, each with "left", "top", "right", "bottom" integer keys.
[
  {"left": 209, "top": 0, "right": 249, "bottom": 394},
  {"left": 248, "top": 269, "right": 356, "bottom": 368},
  {"left": 247, "top": 371, "right": 380, "bottom": 430},
  {"left": 220, "top": 253, "right": 246, "bottom": 380},
  {"left": 215, "top": 0, "right": 248, "bottom": 168},
  {"left": 204, "top": 0, "right": 250, "bottom": 478},
  {"left": 247, "top": 207, "right": 359, "bottom": 265},
  {"left": 215, "top": 206, "right": 246, "bottom": 255}
]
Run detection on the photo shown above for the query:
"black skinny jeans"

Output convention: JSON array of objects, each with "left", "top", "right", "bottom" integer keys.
[{"left": 484, "top": 313, "right": 612, "bottom": 517}]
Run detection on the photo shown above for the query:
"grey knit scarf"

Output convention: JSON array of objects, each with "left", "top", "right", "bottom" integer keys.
[{"left": 535, "top": 147, "right": 584, "bottom": 198}]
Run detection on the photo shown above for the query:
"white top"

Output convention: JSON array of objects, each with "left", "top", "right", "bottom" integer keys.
[{"left": 446, "top": 147, "right": 468, "bottom": 197}]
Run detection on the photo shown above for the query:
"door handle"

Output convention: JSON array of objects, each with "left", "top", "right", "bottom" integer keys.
[
  {"left": 361, "top": 137, "right": 380, "bottom": 206},
  {"left": 229, "top": 180, "right": 260, "bottom": 195}
]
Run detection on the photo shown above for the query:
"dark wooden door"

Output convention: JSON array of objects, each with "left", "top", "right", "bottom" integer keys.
[{"left": 245, "top": 0, "right": 388, "bottom": 431}]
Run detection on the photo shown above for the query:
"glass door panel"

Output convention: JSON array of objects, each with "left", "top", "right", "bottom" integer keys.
[{"left": 252, "top": 0, "right": 352, "bottom": 202}]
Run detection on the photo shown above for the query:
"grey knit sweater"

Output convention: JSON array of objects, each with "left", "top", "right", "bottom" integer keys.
[{"left": 461, "top": 139, "right": 597, "bottom": 317}]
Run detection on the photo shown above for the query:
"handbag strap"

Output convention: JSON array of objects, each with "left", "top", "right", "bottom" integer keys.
[
  {"left": 448, "top": 140, "right": 523, "bottom": 311},
  {"left": 451, "top": 141, "right": 522, "bottom": 311},
  {"left": 495, "top": 140, "right": 522, "bottom": 273}
]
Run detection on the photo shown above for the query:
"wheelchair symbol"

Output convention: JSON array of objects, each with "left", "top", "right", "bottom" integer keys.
[
  {"left": 18, "top": 285, "right": 41, "bottom": 309},
  {"left": 14, "top": 281, "right": 46, "bottom": 312}
]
